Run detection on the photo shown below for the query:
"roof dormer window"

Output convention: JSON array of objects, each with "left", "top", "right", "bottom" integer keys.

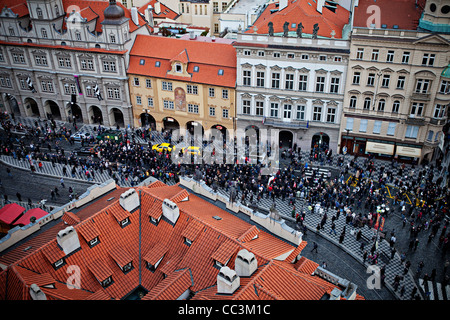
[
  {"left": 53, "top": 258, "right": 66, "bottom": 270},
  {"left": 88, "top": 236, "right": 100, "bottom": 248},
  {"left": 120, "top": 217, "right": 130, "bottom": 228},
  {"left": 101, "top": 276, "right": 113, "bottom": 288},
  {"left": 175, "top": 63, "right": 182, "bottom": 73}
]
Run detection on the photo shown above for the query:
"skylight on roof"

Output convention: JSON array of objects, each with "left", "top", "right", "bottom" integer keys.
[
  {"left": 155, "top": 61, "right": 160, "bottom": 67},
  {"left": 218, "top": 69, "right": 224, "bottom": 75},
  {"left": 193, "top": 66, "right": 199, "bottom": 72},
  {"left": 139, "top": 59, "right": 145, "bottom": 65}
]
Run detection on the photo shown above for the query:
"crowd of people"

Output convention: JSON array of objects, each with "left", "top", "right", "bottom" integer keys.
[{"left": 0, "top": 112, "right": 449, "bottom": 299}]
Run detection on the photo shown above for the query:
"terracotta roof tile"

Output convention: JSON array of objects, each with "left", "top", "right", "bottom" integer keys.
[
  {"left": 84, "top": 289, "right": 113, "bottom": 300},
  {"left": 285, "top": 241, "right": 308, "bottom": 262},
  {"left": 77, "top": 219, "right": 100, "bottom": 242},
  {"left": 210, "top": 240, "right": 239, "bottom": 265},
  {"left": 143, "top": 242, "right": 168, "bottom": 266},
  {"left": 170, "top": 189, "right": 190, "bottom": 203},
  {"left": 181, "top": 218, "right": 204, "bottom": 242},
  {"left": 142, "top": 268, "right": 193, "bottom": 300},
  {"left": 294, "top": 256, "right": 319, "bottom": 274},
  {"left": 108, "top": 202, "right": 131, "bottom": 222},
  {"left": 237, "top": 225, "right": 260, "bottom": 243},
  {"left": 61, "top": 211, "right": 81, "bottom": 226},
  {"left": 109, "top": 246, "right": 133, "bottom": 268},
  {"left": 171, "top": 49, "right": 189, "bottom": 64},
  {"left": 88, "top": 258, "right": 113, "bottom": 282},
  {"left": 41, "top": 241, "right": 66, "bottom": 264}
]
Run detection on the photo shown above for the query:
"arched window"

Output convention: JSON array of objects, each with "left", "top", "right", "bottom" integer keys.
[
  {"left": 363, "top": 97, "right": 371, "bottom": 110},
  {"left": 349, "top": 96, "right": 357, "bottom": 108},
  {"left": 392, "top": 100, "right": 400, "bottom": 113}
]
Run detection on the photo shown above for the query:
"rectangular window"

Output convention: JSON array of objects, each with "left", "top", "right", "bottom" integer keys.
[
  {"left": 329, "top": 77, "right": 340, "bottom": 93},
  {"left": 296, "top": 105, "right": 305, "bottom": 121},
  {"left": 405, "top": 125, "right": 419, "bottom": 139},
  {"left": 188, "top": 103, "right": 199, "bottom": 114},
  {"left": 113, "top": 88, "right": 120, "bottom": 99},
  {"left": 367, "top": 73, "right": 375, "bottom": 86},
  {"left": 255, "top": 101, "right": 264, "bottom": 116},
  {"left": 359, "top": 119, "right": 368, "bottom": 132},
  {"left": 298, "top": 75, "right": 307, "bottom": 91},
  {"left": 187, "top": 84, "right": 198, "bottom": 95},
  {"left": 162, "top": 81, "right": 173, "bottom": 91},
  {"left": 387, "top": 122, "right": 396, "bottom": 136},
  {"left": 386, "top": 50, "right": 394, "bottom": 62},
  {"left": 326, "top": 108, "right": 336, "bottom": 123},
  {"left": 134, "top": 77, "right": 140, "bottom": 86},
  {"left": 415, "top": 79, "right": 430, "bottom": 93},
  {"left": 285, "top": 74, "right": 294, "bottom": 90},
  {"left": 258, "top": 51, "right": 265, "bottom": 57},
  {"left": 352, "top": 72, "right": 360, "bottom": 85},
  {"left": 439, "top": 80, "right": 450, "bottom": 94},
  {"left": 301, "top": 54, "right": 309, "bottom": 60},
  {"left": 147, "top": 97, "right": 153, "bottom": 107},
  {"left": 271, "top": 72, "right": 280, "bottom": 89},
  {"left": 244, "top": 50, "right": 251, "bottom": 56},
  {"left": 136, "top": 96, "right": 142, "bottom": 105},
  {"left": 213, "top": 2, "right": 218, "bottom": 12},
  {"left": 256, "top": 71, "right": 265, "bottom": 87},
  {"left": 222, "top": 109, "right": 229, "bottom": 118},
  {"left": 209, "top": 87, "right": 215, "bottom": 97},
  {"left": 402, "top": 52, "right": 410, "bottom": 64},
  {"left": 433, "top": 104, "right": 446, "bottom": 118},
  {"left": 243, "top": 70, "right": 251, "bottom": 86},
  {"left": 222, "top": 89, "right": 228, "bottom": 99},
  {"left": 373, "top": 120, "right": 382, "bottom": 134},
  {"left": 209, "top": 106, "right": 215, "bottom": 116},
  {"left": 273, "top": 52, "right": 280, "bottom": 58},
  {"left": 422, "top": 53, "right": 435, "bottom": 66},
  {"left": 146, "top": 79, "right": 152, "bottom": 88},
  {"left": 345, "top": 118, "right": 354, "bottom": 131},
  {"left": 270, "top": 103, "right": 279, "bottom": 118},
  {"left": 80, "top": 59, "right": 94, "bottom": 70},
  {"left": 283, "top": 104, "right": 292, "bottom": 119},
  {"left": 316, "top": 76, "right": 325, "bottom": 92},
  {"left": 287, "top": 53, "right": 295, "bottom": 59},
  {"left": 242, "top": 99, "right": 251, "bottom": 114},
  {"left": 313, "top": 106, "right": 322, "bottom": 121},
  {"left": 163, "top": 100, "right": 174, "bottom": 110},
  {"left": 371, "top": 49, "right": 379, "bottom": 61},
  {"left": 410, "top": 102, "right": 424, "bottom": 117},
  {"left": 397, "top": 76, "right": 405, "bottom": 89},
  {"left": 381, "top": 74, "right": 390, "bottom": 87}
]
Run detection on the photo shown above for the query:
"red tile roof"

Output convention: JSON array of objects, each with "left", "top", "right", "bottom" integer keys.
[
  {"left": 353, "top": 0, "right": 425, "bottom": 30},
  {"left": 247, "top": 0, "right": 350, "bottom": 39},
  {"left": 0, "top": 203, "right": 25, "bottom": 225},
  {"left": 138, "top": 0, "right": 180, "bottom": 21},
  {"left": 1, "top": 183, "right": 362, "bottom": 300},
  {"left": 128, "top": 35, "right": 237, "bottom": 88},
  {"left": 61, "top": 211, "right": 81, "bottom": 226}
]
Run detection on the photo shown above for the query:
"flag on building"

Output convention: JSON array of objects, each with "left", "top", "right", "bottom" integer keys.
[
  {"left": 26, "top": 77, "right": 36, "bottom": 93},
  {"left": 94, "top": 84, "right": 103, "bottom": 101}
]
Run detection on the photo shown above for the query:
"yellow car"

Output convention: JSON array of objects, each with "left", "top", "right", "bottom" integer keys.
[
  {"left": 182, "top": 146, "right": 202, "bottom": 155},
  {"left": 152, "top": 143, "right": 175, "bottom": 152}
]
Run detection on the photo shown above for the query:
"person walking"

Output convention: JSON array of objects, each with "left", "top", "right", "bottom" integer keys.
[
  {"left": 311, "top": 241, "right": 318, "bottom": 253},
  {"left": 60, "top": 177, "right": 65, "bottom": 188},
  {"left": 329, "top": 222, "right": 337, "bottom": 236}
]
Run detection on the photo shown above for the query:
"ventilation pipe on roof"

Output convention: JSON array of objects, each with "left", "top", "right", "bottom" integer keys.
[
  {"left": 131, "top": 7, "right": 139, "bottom": 25},
  {"left": 217, "top": 266, "right": 240, "bottom": 294},
  {"left": 211, "top": 36, "right": 216, "bottom": 42},
  {"left": 279, "top": 0, "right": 288, "bottom": 11},
  {"left": 189, "top": 31, "right": 197, "bottom": 40},
  {"left": 154, "top": 1, "right": 161, "bottom": 15},
  {"left": 56, "top": 226, "right": 81, "bottom": 255},
  {"left": 29, "top": 284, "right": 47, "bottom": 300},
  {"left": 317, "top": 0, "right": 324, "bottom": 13},
  {"left": 119, "top": 189, "right": 140, "bottom": 212},
  {"left": 235, "top": 249, "right": 257, "bottom": 277},
  {"left": 162, "top": 199, "right": 179, "bottom": 225},
  {"left": 145, "top": 5, "right": 154, "bottom": 27}
]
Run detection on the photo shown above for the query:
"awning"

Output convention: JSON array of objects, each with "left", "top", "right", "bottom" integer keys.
[
  {"left": 396, "top": 146, "right": 422, "bottom": 158},
  {"left": 366, "top": 142, "right": 394, "bottom": 155}
]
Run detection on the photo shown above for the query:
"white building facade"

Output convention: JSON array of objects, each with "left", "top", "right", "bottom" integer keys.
[{"left": 234, "top": 32, "right": 350, "bottom": 153}]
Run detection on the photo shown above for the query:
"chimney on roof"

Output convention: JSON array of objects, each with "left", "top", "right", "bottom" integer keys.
[
  {"left": 279, "top": 0, "right": 288, "bottom": 11},
  {"left": 235, "top": 249, "right": 257, "bottom": 277},
  {"left": 154, "top": 1, "right": 161, "bottom": 15},
  {"left": 162, "top": 199, "right": 179, "bottom": 225},
  {"left": 56, "top": 226, "right": 81, "bottom": 255},
  {"left": 189, "top": 31, "right": 197, "bottom": 40},
  {"left": 119, "top": 189, "right": 140, "bottom": 212},
  {"left": 317, "top": 0, "right": 324, "bottom": 13},
  {"left": 145, "top": 5, "right": 154, "bottom": 27},
  {"left": 211, "top": 36, "right": 216, "bottom": 42},
  {"left": 217, "top": 266, "right": 240, "bottom": 295},
  {"left": 29, "top": 284, "right": 47, "bottom": 300},
  {"left": 131, "top": 7, "right": 139, "bottom": 25}
]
